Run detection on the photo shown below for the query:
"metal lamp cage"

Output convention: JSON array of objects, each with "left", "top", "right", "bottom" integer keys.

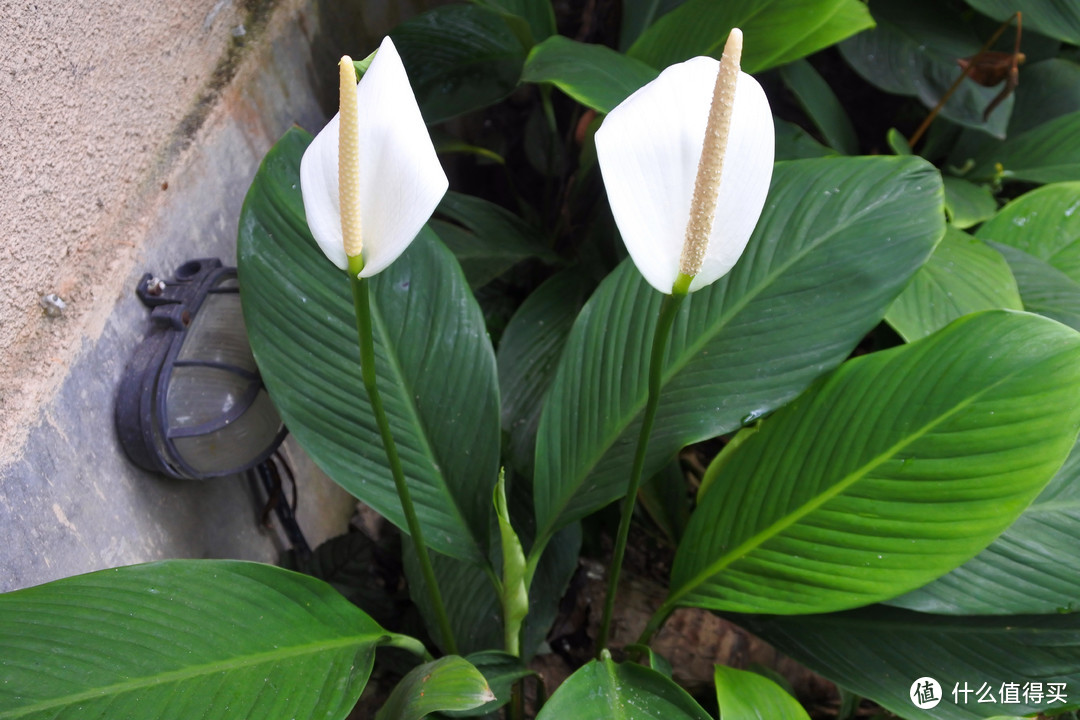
[{"left": 116, "top": 258, "right": 286, "bottom": 480}]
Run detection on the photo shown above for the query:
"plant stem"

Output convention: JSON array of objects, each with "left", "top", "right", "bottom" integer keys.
[
  {"left": 637, "top": 602, "right": 675, "bottom": 648},
  {"left": 597, "top": 291, "right": 686, "bottom": 653},
  {"left": 349, "top": 270, "right": 458, "bottom": 655}
]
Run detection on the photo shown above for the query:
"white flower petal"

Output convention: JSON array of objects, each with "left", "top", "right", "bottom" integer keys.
[
  {"left": 299, "top": 37, "right": 448, "bottom": 275},
  {"left": 300, "top": 113, "right": 348, "bottom": 270},
  {"left": 595, "top": 56, "right": 774, "bottom": 294},
  {"left": 354, "top": 37, "right": 448, "bottom": 277}
]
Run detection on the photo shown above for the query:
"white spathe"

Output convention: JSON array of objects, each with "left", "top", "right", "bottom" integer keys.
[
  {"left": 300, "top": 37, "right": 448, "bottom": 275},
  {"left": 595, "top": 56, "right": 775, "bottom": 294}
]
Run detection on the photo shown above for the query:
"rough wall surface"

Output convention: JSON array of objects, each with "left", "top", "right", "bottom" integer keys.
[{"left": 1, "top": 0, "right": 440, "bottom": 590}]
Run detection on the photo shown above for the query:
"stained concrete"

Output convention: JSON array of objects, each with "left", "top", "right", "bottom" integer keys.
[{"left": 0, "top": 0, "right": 440, "bottom": 592}]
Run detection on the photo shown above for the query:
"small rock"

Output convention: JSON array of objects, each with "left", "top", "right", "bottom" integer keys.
[{"left": 40, "top": 293, "right": 67, "bottom": 318}]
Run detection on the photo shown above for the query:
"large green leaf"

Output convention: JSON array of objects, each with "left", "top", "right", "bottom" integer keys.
[
  {"left": 498, "top": 268, "right": 593, "bottom": 474},
  {"left": 967, "top": 111, "right": 1080, "bottom": 183},
  {"left": 977, "top": 182, "right": 1080, "bottom": 328},
  {"left": 714, "top": 666, "right": 811, "bottom": 720},
  {"left": 472, "top": 0, "right": 555, "bottom": 45},
  {"left": 535, "top": 653, "right": 712, "bottom": 720},
  {"left": 976, "top": 182, "right": 1080, "bottom": 279},
  {"left": 988, "top": 242, "right": 1080, "bottom": 331},
  {"left": 839, "top": 0, "right": 1013, "bottom": 137},
  {"left": 376, "top": 656, "right": 493, "bottom": 720},
  {"left": 390, "top": 5, "right": 526, "bottom": 123},
  {"left": 778, "top": 59, "right": 858, "bottom": 155},
  {"left": 619, "top": 0, "right": 687, "bottom": 51},
  {"left": 627, "top": 0, "right": 874, "bottom": 73},
  {"left": 893, "top": 436, "right": 1080, "bottom": 614},
  {"left": 885, "top": 226, "right": 1022, "bottom": 341},
  {"left": 237, "top": 129, "right": 500, "bottom": 564},
  {"left": 0, "top": 561, "right": 421, "bottom": 720},
  {"left": 741, "top": 606, "right": 1080, "bottom": 719},
  {"left": 521, "top": 36, "right": 660, "bottom": 114},
  {"left": 430, "top": 191, "right": 555, "bottom": 289},
  {"left": 774, "top": 118, "right": 840, "bottom": 160},
  {"left": 965, "top": 0, "right": 1080, "bottom": 45},
  {"left": 532, "top": 156, "right": 944, "bottom": 547},
  {"left": 667, "top": 311, "right": 1080, "bottom": 615},
  {"left": 1008, "top": 59, "right": 1080, "bottom": 135}
]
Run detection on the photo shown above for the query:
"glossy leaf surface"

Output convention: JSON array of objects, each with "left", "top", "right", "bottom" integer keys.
[
  {"left": 714, "top": 666, "right": 811, "bottom": 720},
  {"left": 238, "top": 129, "right": 500, "bottom": 564},
  {"left": 628, "top": 0, "right": 873, "bottom": 73},
  {"left": 885, "top": 226, "right": 1021, "bottom": 341},
  {"left": 535, "top": 654, "right": 712, "bottom": 720},
  {"left": 965, "top": 0, "right": 1080, "bottom": 45},
  {"left": 742, "top": 606, "right": 1080, "bottom": 719},
  {"left": 522, "top": 36, "right": 659, "bottom": 114},
  {"left": 669, "top": 310, "right": 1080, "bottom": 614},
  {"left": 967, "top": 111, "right": 1080, "bottom": 183},
  {"left": 0, "top": 561, "right": 418, "bottom": 720},
  {"left": 839, "top": 0, "right": 1013, "bottom": 136},
  {"left": 430, "top": 191, "right": 554, "bottom": 289},
  {"left": 978, "top": 182, "right": 1080, "bottom": 329},
  {"left": 943, "top": 176, "right": 997, "bottom": 229},
  {"left": 533, "top": 156, "right": 944, "bottom": 545},
  {"left": 391, "top": 5, "right": 526, "bottom": 123},
  {"left": 893, "top": 436, "right": 1080, "bottom": 614},
  {"left": 375, "top": 656, "right": 493, "bottom": 720}
]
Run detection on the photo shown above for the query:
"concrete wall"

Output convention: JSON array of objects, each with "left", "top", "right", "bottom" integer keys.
[{"left": 0, "top": 0, "right": 437, "bottom": 591}]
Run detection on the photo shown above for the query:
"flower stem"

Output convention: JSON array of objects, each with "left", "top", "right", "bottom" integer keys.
[
  {"left": 597, "top": 290, "right": 686, "bottom": 653},
  {"left": 349, "top": 270, "right": 458, "bottom": 655}
]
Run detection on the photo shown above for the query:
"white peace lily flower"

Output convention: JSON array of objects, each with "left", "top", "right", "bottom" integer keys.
[
  {"left": 596, "top": 29, "right": 774, "bottom": 295},
  {"left": 300, "top": 36, "right": 448, "bottom": 277}
]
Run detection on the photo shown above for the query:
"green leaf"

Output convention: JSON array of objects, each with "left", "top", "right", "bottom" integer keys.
[
  {"left": 988, "top": 243, "right": 1080, "bottom": 330},
  {"left": 943, "top": 176, "right": 998, "bottom": 229},
  {"left": 627, "top": 0, "right": 874, "bottom": 73},
  {"left": 471, "top": 0, "right": 556, "bottom": 45},
  {"left": 774, "top": 118, "right": 840, "bottom": 160},
  {"left": 619, "top": 0, "right": 687, "bottom": 51},
  {"left": 532, "top": 156, "right": 944, "bottom": 546},
  {"left": 977, "top": 182, "right": 1080, "bottom": 328},
  {"left": 965, "top": 0, "right": 1080, "bottom": 45},
  {"left": 405, "top": 523, "right": 581, "bottom": 657},
  {"left": 839, "top": 0, "right": 1013, "bottom": 137},
  {"left": 521, "top": 36, "right": 660, "bottom": 114},
  {"left": 885, "top": 226, "right": 1022, "bottom": 341},
  {"left": 779, "top": 59, "right": 859, "bottom": 155},
  {"left": 714, "top": 666, "right": 811, "bottom": 720},
  {"left": 669, "top": 310, "right": 1080, "bottom": 614},
  {"left": 430, "top": 191, "right": 555, "bottom": 290},
  {"left": 444, "top": 651, "right": 533, "bottom": 717},
  {"left": 1008, "top": 59, "right": 1080, "bottom": 136},
  {"left": 237, "top": 129, "right": 500, "bottom": 564},
  {"left": 976, "top": 182, "right": 1080, "bottom": 280},
  {"left": 0, "top": 560, "right": 421, "bottom": 720},
  {"left": 967, "top": 111, "right": 1080, "bottom": 183},
  {"left": 497, "top": 268, "right": 594, "bottom": 474},
  {"left": 390, "top": 5, "right": 526, "bottom": 123},
  {"left": 741, "top": 606, "right": 1080, "bottom": 719},
  {"left": 892, "top": 436, "right": 1080, "bottom": 614},
  {"left": 535, "top": 653, "right": 712, "bottom": 720},
  {"left": 377, "top": 656, "right": 494, "bottom": 720}
]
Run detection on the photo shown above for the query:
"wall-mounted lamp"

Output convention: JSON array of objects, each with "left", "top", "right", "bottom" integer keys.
[{"left": 116, "top": 258, "right": 286, "bottom": 480}]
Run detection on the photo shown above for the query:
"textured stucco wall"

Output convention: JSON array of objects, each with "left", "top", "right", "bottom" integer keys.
[{"left": 0, "top": 0, "right": 441, "bottom": 590}]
